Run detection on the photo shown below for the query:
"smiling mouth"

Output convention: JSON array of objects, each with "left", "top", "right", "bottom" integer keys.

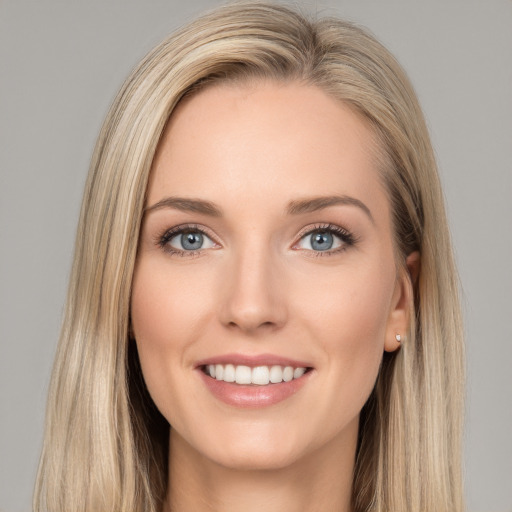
[{"left": 201, "top": 364, "right": 313, "bottom": 386}]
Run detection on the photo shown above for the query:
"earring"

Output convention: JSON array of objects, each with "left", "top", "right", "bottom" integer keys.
[{"left": 395, "top": 334, "right": 402, "bottom": 343}]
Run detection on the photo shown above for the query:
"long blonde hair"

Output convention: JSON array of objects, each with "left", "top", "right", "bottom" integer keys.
[{"left": 34, "top": 2, "right": 464, "bottom": 511}]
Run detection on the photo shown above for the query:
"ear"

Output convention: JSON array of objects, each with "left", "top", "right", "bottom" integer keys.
[{"left": 384, "top": 251, "right": 420, "bottom": 352}]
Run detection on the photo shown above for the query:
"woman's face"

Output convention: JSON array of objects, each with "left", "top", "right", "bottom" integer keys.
[{"left": 131, "top": 81, "right": 410, "bottom": 470}]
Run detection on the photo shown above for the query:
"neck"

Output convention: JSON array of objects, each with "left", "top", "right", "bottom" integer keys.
[{"left": 164, "top": 421, "right": 357, "bottom": 512}]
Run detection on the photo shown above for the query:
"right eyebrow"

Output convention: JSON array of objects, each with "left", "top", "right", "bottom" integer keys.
[{"left": 144, "top": 196, "right": 223, "bottom": 217}]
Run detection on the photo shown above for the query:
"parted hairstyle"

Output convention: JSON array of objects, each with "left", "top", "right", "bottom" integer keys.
[{"left": 34, "top": 2, "right": 465, "bottom": 511}]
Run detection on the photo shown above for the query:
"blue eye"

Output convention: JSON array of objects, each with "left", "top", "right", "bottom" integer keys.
[
  {"left": 158, "top": 223, "right": 354, "bottom": 257},
  {"left": 310, "top": 231, "right": 334, "bottom": 251},
  {"left": 175, "top": 232, "right": 204, "bottom": 250},
  {"left": 296, "top": 225, "right": 354, "bottom": 253},
  {"left": 160, "top": 226, "right": 216, "bottom": 254}
]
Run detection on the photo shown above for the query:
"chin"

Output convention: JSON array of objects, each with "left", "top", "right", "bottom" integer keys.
[
  {"left": 192, "top": 423, "right": 316, "bottom": 472},
  {"left": 209, "top": 444, "right": 304, "bottom": 472}
]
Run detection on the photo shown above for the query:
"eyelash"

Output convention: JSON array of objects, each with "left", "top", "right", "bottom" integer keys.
[
  {"left": 155, "top": 222, "right": 356, "bottom": 258},
  {"left": 294, "top": 223, "right": 356, "bottom": 258},
  {"left": 156, "top": 224, "right": 215, "bottom": 258}
]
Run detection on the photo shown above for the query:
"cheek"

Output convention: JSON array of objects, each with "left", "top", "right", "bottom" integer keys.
[
  {"left": 130, "top": 257, "right": 221, "bottom": 425},
  {"left": 299, "top": 259, "right": 394, "bottom": 342},
  {"left": 295, "top": 261, "right": 394, "bottom": 405},
  {"left": 130, "top": 260, "right": 190, "bottom": 409},
  {"left": 131, "top": 258, "right": 209, "bottom": 349}
]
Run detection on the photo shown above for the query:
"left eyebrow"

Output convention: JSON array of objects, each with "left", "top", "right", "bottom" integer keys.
[{"left": 286, "top": 195, "right": 374, "bottom": 224}]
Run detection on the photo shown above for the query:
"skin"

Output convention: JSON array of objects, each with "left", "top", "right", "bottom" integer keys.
[{"left": 131, "top": 81, "right": 416, "bottom": 512}]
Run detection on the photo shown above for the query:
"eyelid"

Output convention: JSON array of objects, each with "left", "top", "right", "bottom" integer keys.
[
  {"left": 292, "top": 223, "right": 356, "bottom": 255},
  {"left": 294, "top": 222, "right": 350, "bottom": 240},
  {"left": 155, "top": 223, "right": 221, "bottom": 256},
  {"left": 154, "top": 222, "right": 356, "bottom": 258}
]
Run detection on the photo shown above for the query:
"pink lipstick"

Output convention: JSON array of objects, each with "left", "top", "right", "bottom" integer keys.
[{"left": 195, "top": 353, "right": 314, "bottom": 408}]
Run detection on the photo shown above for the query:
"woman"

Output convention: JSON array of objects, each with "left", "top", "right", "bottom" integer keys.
[{"left": 34, "top": 2, "right": 465, "bottom": 511}]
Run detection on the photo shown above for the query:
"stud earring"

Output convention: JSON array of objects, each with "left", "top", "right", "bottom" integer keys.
[{"left": 395, "top": 334, "right": 402, "bottom": 343}]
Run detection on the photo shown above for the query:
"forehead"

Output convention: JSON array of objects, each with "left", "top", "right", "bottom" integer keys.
[{"left": 148, "top": 81, "right": 388, "bottom": 220}]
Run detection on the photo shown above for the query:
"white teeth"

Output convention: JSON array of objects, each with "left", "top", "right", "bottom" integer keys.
[
  {"left": 269, "top": 365, "right": 283, "bottom": 383},
  {"left": 208, "top": 363, "right": 309, "bottom": 385},
  {"left": 223, "top": 364, "right": 235, "bottom": 382},
  {"left": 283, "top": 366, "right": 294, "bottom": 382},
  {"left": 252, "top": 366, "right": 270, "bottom": 385},
  {"left": 293, "top": 367, "right": 306, "bottom": 379},
  {"left": 235, "top": 365, "right": 252, "bottom": 384}
]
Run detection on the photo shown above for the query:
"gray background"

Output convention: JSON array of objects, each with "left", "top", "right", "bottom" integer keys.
[{"left": 1, "top": 1, "right": 511, "bottom": 511}]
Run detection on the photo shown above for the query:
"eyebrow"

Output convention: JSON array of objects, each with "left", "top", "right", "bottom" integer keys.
[
  {"left": 286, "top": 195, "right": 374, "bottom": 223},
  {"left": 145, "top": 194, "right": 374, "bottom": 223},
  {"left": 145, "top": 197, "right": 223, "bottom": 216}
]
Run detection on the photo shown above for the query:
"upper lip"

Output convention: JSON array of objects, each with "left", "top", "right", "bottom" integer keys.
[{"left": 195, "top": 353, "right": 313, "bottom": 369}]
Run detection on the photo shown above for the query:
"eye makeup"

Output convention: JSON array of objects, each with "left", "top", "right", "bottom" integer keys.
[
  {"left": 153, "top": 221, "right": 358, "bottom": 259},
  {"left": 292, "top": 222, "right": 357, "bottom": 258}
]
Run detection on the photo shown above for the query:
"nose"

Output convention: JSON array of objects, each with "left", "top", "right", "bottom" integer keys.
[{"left": 218, "top": 245, "right": 287, "bottom": 334}]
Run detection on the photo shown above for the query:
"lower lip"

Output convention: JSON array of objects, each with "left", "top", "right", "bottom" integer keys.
[{"left": 197, "top": 369, "right": 313, "bottom": 408}]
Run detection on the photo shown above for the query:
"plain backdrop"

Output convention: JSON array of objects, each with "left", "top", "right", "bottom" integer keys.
[{"left": 1, "top": 1, "right": 511, "bottom": 511}]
